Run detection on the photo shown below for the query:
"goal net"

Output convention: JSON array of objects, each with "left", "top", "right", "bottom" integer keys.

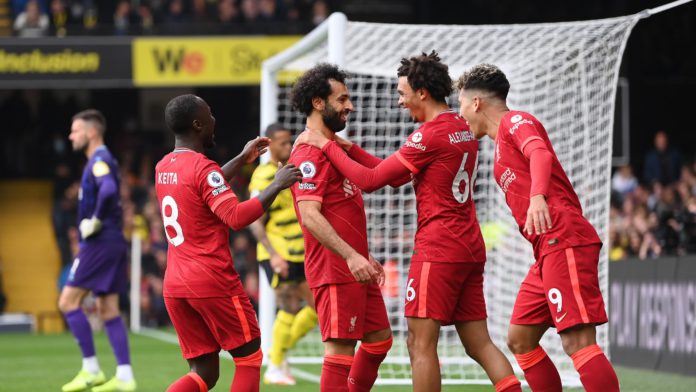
[{"left": 260, "top": 12, "right": 640, "bottom": 385}]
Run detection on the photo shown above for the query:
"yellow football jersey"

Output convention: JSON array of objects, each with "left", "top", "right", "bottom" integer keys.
[{"left": 249, "top": 162, "right": 305, "bottom": 263}]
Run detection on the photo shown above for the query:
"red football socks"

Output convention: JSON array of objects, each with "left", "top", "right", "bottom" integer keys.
[
  {"left": 514, "top": 346, "right": 562, "bottom": 392},
  {"left": 321, "top": 354, "right": 353, "bottom": 391},
  {"left": 231, "top": 349, "right": 262, "bottom": 392},
  {"left": 572, "top": 344, "right": 619, "bottom": 392},
  {"left": 166, "top": 372, "right": 208, "bottom": 392},
  {"left": 348, "top": 337, "right": 393, "bottom": 391},
  {"left": 494, "top": 374, "right": 522, "bottom": 392}
]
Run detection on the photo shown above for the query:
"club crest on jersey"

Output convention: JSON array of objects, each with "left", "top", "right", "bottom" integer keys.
[
  {"left": 300, "top": 161, "right": 316, "bottom": 178},
  {"left": 207, "top": 171, "right": 224, "bottom": 188},
  {"left": 411, "top": 132, "right": 423, "bottom": 143}
]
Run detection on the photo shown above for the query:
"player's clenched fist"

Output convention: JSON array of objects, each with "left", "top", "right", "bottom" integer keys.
[{"left": 273, "top": 163, "right": 302, "bottom": 188}]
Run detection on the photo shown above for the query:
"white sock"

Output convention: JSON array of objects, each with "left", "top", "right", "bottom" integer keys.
[
  {"left": 116, "top": 364, "right": 133, "bottom": 381},
  {"left": 82, "top": 356, "right": 100, "bottom": 374}
]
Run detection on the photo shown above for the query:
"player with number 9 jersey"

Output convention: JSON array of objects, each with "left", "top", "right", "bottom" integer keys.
[{"left": 457, "top": 64, "right": 618, "bottom": 392}]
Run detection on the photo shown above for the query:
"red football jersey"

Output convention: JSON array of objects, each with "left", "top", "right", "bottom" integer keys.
[
  {"left": 289, "top": 144, "right": 369, "bottom": 288},
  {"left": 394, "top": 110, "right": 486, "bottom": 263},
  {"left": 155, "top": 148, "right": 243, "bottom": 298},
  {"left": 494, "top": 111, "right": 602, "bottom": 259}
]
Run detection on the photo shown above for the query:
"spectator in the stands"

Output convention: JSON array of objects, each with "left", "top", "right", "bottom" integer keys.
[
  {"left": 612, "top": 165, "right": 638, "bottom": 198},
  {"left": 218, "top": 0, "right": 240, "bottom": 23},
  {"left": 14, "top": 0, "right": 50, "bottom": 37},
  {"left": 644, "top": 130, "right": 681, "bottom": 185}
]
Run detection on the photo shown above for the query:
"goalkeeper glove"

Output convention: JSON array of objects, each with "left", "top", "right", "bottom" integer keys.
[{"left": 79, "top": 216, "right": 102, "bottom": 239}]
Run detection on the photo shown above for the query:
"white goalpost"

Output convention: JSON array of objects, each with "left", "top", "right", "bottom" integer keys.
[{"left": 258, "top": 11, "right": 644, "bottom": 385}]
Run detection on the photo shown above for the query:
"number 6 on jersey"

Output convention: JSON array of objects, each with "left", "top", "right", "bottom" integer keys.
[{"left": 452, "top": 151, "right": 478, "bottom": 203}]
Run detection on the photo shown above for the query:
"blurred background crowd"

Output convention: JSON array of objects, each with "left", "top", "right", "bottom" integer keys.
[{"left": 10, "top": 0, "right": 331, "bottom": 37}]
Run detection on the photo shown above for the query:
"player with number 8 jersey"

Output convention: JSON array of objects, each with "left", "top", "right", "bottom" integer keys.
[{"left": 155, "top": 94, "right": 301, "bottom": 392}]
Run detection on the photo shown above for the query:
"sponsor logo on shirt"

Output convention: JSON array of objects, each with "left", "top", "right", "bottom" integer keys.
[
  {"left": 498, "top": 167, "right": 517, "bottom": 193},
  {"left": 448, "top": 130, "right": 475, "bottom": 144},
  {"left": 411, "top": 132, "right": 423, "bottom": 142},
  {"left": 404, "top": 140, "right": 427, "bottom": 151},
  {"left": 511, "top": 114, "right": 523, "bottom": 123},
  {"left": 508, "top": 118, "right": 534, "bottom": 135},
  {"left": 207, "top": 171, "right": 225, "bottom": 187},
  {"left": 298, "top": 182, "right": 316, "bottom": 190},
  {"left": 300, "top": 161, "right": 316, "bottom": 178}
]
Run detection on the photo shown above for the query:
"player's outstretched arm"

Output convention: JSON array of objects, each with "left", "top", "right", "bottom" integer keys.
[
  {"left": 220, "top": 136, "right": 271, "bottom": 181},
  {"left": 297, "top": 200, "right": 381, "bottom": 284},
  {"left": 212, "top": 164, "right": 301, "bottom": 231},
  {"left": 322, "top": 141, "right": 411, "bottom": 193}
]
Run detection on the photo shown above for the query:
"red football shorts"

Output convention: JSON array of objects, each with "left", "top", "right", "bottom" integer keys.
[
  {"left": 165, "top": 294, "right": 260, "bottom": 359},
  {"left": 511, "top": 244, "right": 608, "bottom": 333},
  {"left": 312, "top": 281, "right": 390, "bottom": 341},
  {"left": 404, "top": 261, "right": 487, "bottom": 325}
]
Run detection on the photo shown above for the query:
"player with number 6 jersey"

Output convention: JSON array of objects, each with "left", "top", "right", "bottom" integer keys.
[
  {"left": 456, "top": 64, "right": 618, "bottom": 392},
  {"left": 295, "top": 53, "right": 520, "bottom": 392},
  {"left": 155, "top": 94, "right": 301, "bottom": 392}
]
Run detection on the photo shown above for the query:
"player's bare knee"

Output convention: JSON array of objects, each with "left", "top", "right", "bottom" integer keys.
[
  {"left": 506, "top": 333, "right": 535, "bottom": 355},
  {"left": 58, "top": 290, "right": 80, "bottom": 313},
  {"left": 407, "top": 329, "right": 436, "bottom": 354},
  {"left": 560, "top": 327, "right": 595, "bottom": 356},
  {"left": 364, "top": 328, "right": 391, "bottom": 344}
]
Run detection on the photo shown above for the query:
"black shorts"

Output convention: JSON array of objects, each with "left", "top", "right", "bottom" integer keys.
[{"left": 259, "top": 260, "right": 306, "bottom": 288}]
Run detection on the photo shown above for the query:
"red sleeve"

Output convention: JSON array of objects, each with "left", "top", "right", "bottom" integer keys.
[
  {"left": 347, "top": 143, "right": 411, "bottom": 187},
  {"left": 197, "top": 159, "right": 265, "bottom": 230},
  {"left": 524, "top": 138, "right": 553, "bottom": 197},
  {"left": 347, "top": 144, "right": 382, "bottom": 168},
  {"left": 291, "top": 146, "right": 332, "bottom": 203},
  {"left": 505, "top": 113, "right": 544, "bottom": 153},
  {"left": 394, "top": 127, "right": 437, "bottom": 174},
  {"left": 322, "top": 141, "right": 411, "bottom": 193}
]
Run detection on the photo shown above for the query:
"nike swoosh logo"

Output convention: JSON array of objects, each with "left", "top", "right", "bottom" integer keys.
[{"left": 555, "top": 313, "right": 567, "bottom": 323}]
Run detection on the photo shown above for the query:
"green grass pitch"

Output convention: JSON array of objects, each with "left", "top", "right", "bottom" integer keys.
[{"left": 1, "top": 331, "right": 695, "bottom": 391}]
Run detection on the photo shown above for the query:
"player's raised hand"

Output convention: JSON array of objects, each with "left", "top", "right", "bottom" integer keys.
[
  {"left": 525, "top": 194, "right": 552, "bottom": 235},
  {"left": 294, "top": 129, "right": 330, "bottom": 149},
  {"left": 334, "top": 134, "right": 354, "bottom": 152},
  {"left": 273, "top": 163, "right": 302, "bottom": 189},
  {"left": 346, "top": 252, "right": 380, "bottom": 284},
  {"left": 369, "top": 254, "right": 385, "bottom": 286},
  {"left": 242, "top": 136, "right": 271, "bottom": 163}
]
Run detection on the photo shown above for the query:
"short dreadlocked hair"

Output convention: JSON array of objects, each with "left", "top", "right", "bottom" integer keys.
[
  {"left": 454, "top": 64, "right": 510, "bottom": 101},
  {"left": 290, "top": 63, "right": 348, "bottom": 116},
  {"left": 397, "top": 51, "right": 452, "bottom": 103}
]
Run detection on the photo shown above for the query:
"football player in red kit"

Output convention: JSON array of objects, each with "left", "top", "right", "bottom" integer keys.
[
  {"left": 456, "top": 64, "right": 619, "bottom": 392},
  {"left": 155, "top": 94, "right": 301, "bottom": 392},
  {"left": 288, "top": 64, "right": 393, "bottom": 392}
]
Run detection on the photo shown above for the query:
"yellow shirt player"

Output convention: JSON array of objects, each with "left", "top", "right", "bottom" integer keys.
[{"left": 249, "top": 124, "right": 317, "bottom": 385}]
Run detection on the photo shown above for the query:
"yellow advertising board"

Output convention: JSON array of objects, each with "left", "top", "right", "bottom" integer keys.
[{"left": 133, "top": 36, "right": 301, "bottom": 86}]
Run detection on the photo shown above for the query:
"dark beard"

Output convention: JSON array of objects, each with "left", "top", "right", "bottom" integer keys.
[{"left": 322, "top": 105, "right": 346, "bottom": 133}]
